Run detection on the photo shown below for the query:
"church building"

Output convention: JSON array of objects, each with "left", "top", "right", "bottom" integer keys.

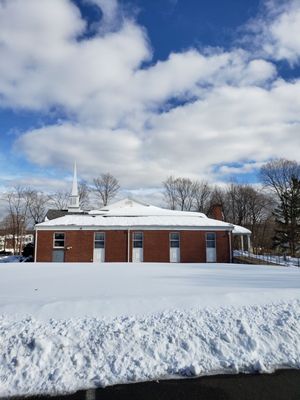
[{"left": 34, "top": 166, "right": 251, "bottom": 263}]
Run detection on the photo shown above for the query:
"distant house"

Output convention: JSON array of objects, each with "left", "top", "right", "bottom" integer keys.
[
  {"left": 0, "top": 231, "right": 34, "bottom": 254},
  {"left": 35, "top": 166, "right": 251, "bottom": 263}
]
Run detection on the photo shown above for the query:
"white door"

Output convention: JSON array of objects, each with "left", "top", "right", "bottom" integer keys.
[
  {"left": 206, "top": 247, "right": 216, "bottom": 262},
  {"left": 94, "top": 232, "right": 105, "bottom": 263},
  {"left": 93, "top": 248, "right": 105, "bottom": 263},
  {"left": 170, "top": 232, "right": 180, "bottom": 262},
  {"left": 206, "top": 233, "right": 216, "bottom": 262},
  {"left": 133, "top": 247, "right": 143, "bottom": 262},
  {"left": 132, "top": 232, "right": 143, "bottom": 262},
  {"left": 170, "top": 247, "right": 180, "bottom": 262}
]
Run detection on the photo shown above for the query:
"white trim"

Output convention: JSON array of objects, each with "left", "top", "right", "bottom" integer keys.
[
  {"left": 169, "top": 231, "right": 180, "bottom": 246},
  {"left": 94, "top": 231, "right": 105, "bottom": 247},
  {"left": 53, "top": 232, "right": 65, "bottom": 248},
  {"left": 132, "top": 231, "right": 143, "bottom": 248},
  {"left": 37, "top": 225, "right": 233, "bottom": 232}
]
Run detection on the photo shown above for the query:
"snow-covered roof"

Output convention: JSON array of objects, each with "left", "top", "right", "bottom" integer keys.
[
  {"left": 232, "top": 224, "right": 251, "bottom": 235},
  {"left": 37, "top": 197, "right": 235, "bottom": 231},
  {"left": 89, "top": 198, "right": 207, "bottom": 218}
]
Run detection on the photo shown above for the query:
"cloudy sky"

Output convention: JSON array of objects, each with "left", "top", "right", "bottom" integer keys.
[{"left": 1, "top": 0, "right": 300, "bottom": 196}]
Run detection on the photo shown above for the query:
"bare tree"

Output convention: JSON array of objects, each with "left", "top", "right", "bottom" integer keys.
[
  {"left": 162, "top": 176, "right": 178, "bottom": 210},
  {"left": 260, "top": 159, "right": 300, "bottom": 255},
  {"left": 175, "top": 177, "right": 198, "bottom": 211},
  {"left": 209, "top": 183, "right": 274, "bottom": 252},
  {"left": 193, "top": 181, "right": 211, "bottom": 213},
  {"left": 48, "top": 190, "right": 70, "bottom": 210},
  {"left": 78, "top": 180, "right": 90, "bottom": 209},
  {"left": 24, "top": 189, "right": 49, "bottom": 225},
  {"left": 260, "top": 158, "right": 300, "bottom": 201},
  {"left": 0, "top": 214, "right": 15, "bottom": 253},
  {"left": 3, "top": 186, "right": 29, "bottom": 254},
  {"left": 162, "top": 176, "right": 199, "bottom": 211},
  {"left": 93, "top": 173, "right": 120, "bottom": 207}
]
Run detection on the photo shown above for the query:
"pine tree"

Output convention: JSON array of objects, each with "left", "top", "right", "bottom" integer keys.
[{"left": 272, "top": 177, "right": 300, "bottom": 257}]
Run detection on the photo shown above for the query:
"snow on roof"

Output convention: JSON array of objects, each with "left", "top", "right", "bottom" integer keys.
[
  {"left": 232, "top": 224, "right": 251, "bottom": 235},
  {"left": 37, "top": 197, "right": 241, "bottom": 231},
  {"left": 88, "top": 198, "right": 207, "bottom": 218},
  {"left": 37, "top": 214, "right": 233, "bottom": 229}
]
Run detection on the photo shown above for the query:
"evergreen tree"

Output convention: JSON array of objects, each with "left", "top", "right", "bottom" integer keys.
[{"left": 272, "top": 177, "right": 300, "bottom": 257}]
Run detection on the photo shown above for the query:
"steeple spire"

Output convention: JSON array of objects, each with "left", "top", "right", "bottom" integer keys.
[
  {"left": 71, "top": 162, "right": 78, "bottom": 197},
  {"left": 68, "top": 162, "right": 81, "bottom": 212}
]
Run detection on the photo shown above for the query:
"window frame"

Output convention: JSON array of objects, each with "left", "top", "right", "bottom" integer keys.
[
  {"left": 53, "top": 232, "right": 65, "bottom": 249},
  {"left": 94, "top": 232, "right": 105, "bottom": 249},
  {"left": 169, "top": 232, "right": 180, "bottom": 248},
  {"left": 133, "top": 231, "right": 143, "bottom": 248},
  {"left": 206, "top": 232, "right": 216, "bottom": 248}
]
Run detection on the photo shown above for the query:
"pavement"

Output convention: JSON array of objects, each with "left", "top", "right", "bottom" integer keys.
[{"left": 9, "top": 369, "right": 300, "bottom": 400}]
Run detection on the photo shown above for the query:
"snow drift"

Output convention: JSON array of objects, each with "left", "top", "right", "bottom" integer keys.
[{"left": 0, "top": 262, "right": 299, "bottom": 397}]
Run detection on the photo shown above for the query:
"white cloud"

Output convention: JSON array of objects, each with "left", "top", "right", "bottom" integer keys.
[
  {"left": 246, "top": 0, "right": 300, "bottom": 64},
  {"left": 85, "top": 0, "right": 120, "bottom": 32},
  {"left": 1, "top": 0, "right": 300, "bottom": 194}
]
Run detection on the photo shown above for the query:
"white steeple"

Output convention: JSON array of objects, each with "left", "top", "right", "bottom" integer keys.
[
  {"left": 68, "top": 162, "right": 81, "bottom": 212},
  {"left": 71, "top": 162, "right": 78, "bottom": 197}
]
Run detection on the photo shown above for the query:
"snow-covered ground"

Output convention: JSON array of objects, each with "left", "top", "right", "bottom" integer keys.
[
  {"left": 0, "top": 255, "right": 24, "bottom": 263},
  {"left": 0, "top": 262, "right": 300, "bottom": 397}
]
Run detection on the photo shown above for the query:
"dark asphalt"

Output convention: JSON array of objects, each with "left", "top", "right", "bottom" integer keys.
[{"left": 10, "top": 369, "right": 300, "bottom": 400}]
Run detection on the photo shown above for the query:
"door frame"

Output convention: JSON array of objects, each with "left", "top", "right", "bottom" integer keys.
[
  {"left": 132, "top": 231, "right": 143, "bottom": 262},
  {"left": 206, "top": 232, "right": 217, "bottom": 262},
  {"left": 93, "top": 232, "right": 105, "bottom": 262},
  {"left": 169, "top": 232, "right": 180, "bottom": 262}
]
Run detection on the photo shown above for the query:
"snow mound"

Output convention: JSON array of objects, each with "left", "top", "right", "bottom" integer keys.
[{"left": 0, "top": 300, "right": 300, "bottom": 397}]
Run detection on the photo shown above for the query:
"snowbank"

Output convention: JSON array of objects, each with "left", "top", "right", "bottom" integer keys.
[
  {"left": 0, "top": 255, "right": 23, "bottom": 263},
  {"left": 0, "top": 262, "right": 300, "bottom": 397},
  {"left": 1, "top": 301, "right": 300, "bottom": 397}
]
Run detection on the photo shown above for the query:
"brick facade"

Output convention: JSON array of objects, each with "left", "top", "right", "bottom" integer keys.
[{"left": 36, "top": 229, "right": 232, "bottom": 263}]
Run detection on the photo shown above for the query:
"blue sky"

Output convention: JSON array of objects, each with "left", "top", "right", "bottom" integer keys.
[{"left": 0, "top": 0, "right": 300, "bottom": 195}]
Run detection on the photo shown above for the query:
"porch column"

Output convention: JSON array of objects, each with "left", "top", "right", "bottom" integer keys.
[
  {"left": 240, "top": 235, "right": 244, "bottom": 252},
  {"left": 247, "top": 235, "right": 252, "bottom": 253}
]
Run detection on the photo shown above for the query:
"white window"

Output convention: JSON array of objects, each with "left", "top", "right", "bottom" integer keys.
[
  {"left": 206, "top": 233, "right": 216, "bottom": 248},
  {"left": 53, "top": 232, "right": 65, "bottom": 248},
  {"left": 170, "top": 232, "right": 180, "bottom": 248},
  {"left": 132, "top": 232, "right": 143, "bottom": 262},
  {"left": 94, "top": 232, "right": 105, "bottom": 248},
  {"left": 170, "top": 232, "right": 180, "bottom": 262},
  {"left": 93, "top": 232, "right": 105, "bottom": 262},
  {"left": 133, "top": 232, "right": 143, "bottom": 248}
]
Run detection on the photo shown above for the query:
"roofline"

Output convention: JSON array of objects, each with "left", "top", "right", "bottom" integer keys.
[{"left": 36, "top": 225, "right": 234, "bottom": 231}]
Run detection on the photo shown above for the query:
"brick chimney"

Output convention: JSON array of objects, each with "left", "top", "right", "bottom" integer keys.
[{"left": 211, "top": 204, "right": 224, "bottom": 221}]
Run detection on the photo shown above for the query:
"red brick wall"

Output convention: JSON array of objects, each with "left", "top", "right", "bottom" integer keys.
[
  {"left": 216, "top": 231, "right": 231, "bottom": 263},
  {"left": 65, "top": 231, "right": 94, "bottom": 262},
  {"left": 36, "top": 231, "right": 53, "bottom": 262},
  {"left": 143, "top": 231, "right": 170, "bottom": 262},
  {"left": 36, "top": 229, "right": 232, "bottom": 263},
  {"left": 105, "top": 231, "right": 128, "bottom": 262},
  {"left": 180, "top": 231, "right": 204, "bottom": 262}
]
